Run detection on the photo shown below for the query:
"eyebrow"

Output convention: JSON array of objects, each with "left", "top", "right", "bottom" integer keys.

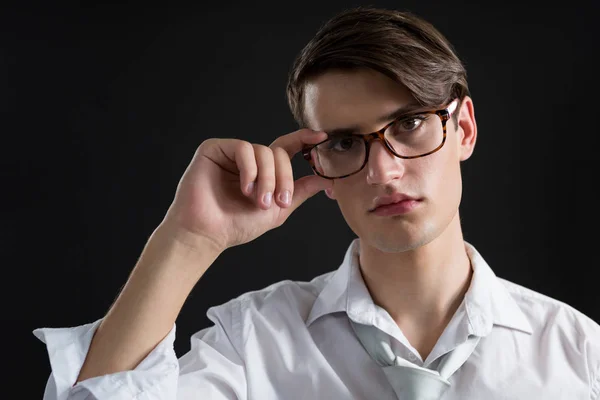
[{"left": 324, "top": 102, "right": 424, "bottom": 136}]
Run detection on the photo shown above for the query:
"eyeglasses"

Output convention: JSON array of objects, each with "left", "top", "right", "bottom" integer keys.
[{"left": 302, "top": 99, "right": 459, "bottom": 179}]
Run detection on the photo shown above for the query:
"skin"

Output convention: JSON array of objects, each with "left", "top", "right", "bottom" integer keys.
[{"left": 303, "top": 68, "right": 478, "bottom": 359}]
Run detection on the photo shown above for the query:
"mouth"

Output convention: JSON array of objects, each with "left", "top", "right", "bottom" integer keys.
[{"left": 369, "top": 198, "right": 422, "bottom": 216}]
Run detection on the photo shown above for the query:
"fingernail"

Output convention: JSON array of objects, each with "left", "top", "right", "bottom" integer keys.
[
  {"left": 263, "top": 192, "right": 272, "bottom": 207},
  {"left": 279, "top": 190, "right": 291, "bottom": 205},
  {"left": 246, "top": 182, "right": 255, "bottom": 194}
]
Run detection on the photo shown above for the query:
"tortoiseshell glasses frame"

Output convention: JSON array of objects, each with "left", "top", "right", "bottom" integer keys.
[{"left": 302, "top": 98, "right": 460, "bottom": 180}]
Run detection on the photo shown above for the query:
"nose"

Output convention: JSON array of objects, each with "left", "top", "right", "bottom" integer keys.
[{"left": 365, "top": 140, "right": 405, "bottom": 185}]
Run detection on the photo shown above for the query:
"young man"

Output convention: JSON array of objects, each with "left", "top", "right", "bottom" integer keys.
[{"left": 35, "top": 7, "right": 600, "bottom": 399}]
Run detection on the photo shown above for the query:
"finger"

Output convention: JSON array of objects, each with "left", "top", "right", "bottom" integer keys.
[
  {"left": 272, "top": 147, "right": 294, "bottom": 207},
  {"left": 231, "top": 141, "right": 257, "bottom": 197},
  {"left": 269, "top": 128, "right": 328, "bottom": 159},
  {"left": 281, "top": 174, "right": 333, "bottom": 217},
  {"left": 253, "top": 144, "right": 276, "bottom": 210}
]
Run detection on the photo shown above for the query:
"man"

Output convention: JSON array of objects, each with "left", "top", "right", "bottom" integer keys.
[{"left": 34, "top": 6, "right": 600, "bottom": 399}]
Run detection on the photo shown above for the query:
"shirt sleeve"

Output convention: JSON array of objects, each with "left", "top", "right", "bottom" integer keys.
[{"left": 33, "top": 300, "right": 247, "bottom": 400}]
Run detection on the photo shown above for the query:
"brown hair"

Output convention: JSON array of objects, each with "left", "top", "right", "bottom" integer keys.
[{"left": 286, "top": 6, "right": 469, "bottom": 127}]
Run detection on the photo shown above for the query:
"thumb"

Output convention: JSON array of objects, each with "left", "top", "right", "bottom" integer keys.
[{"left": 287, "top": 175, "right": 333, "bottom": 213}]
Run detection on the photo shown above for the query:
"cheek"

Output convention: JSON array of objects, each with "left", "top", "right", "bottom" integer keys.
[
  {"left": 332, "top": 179, "right": 365, "bottom": 216},
  {"left": 426, "top": 149, "right": 463, "bottom": 207},
  {"left": 414, "top": 146, "right": 460, "bottom": 197}
]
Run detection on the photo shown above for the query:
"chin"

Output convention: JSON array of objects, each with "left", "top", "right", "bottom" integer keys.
[{"left": 360, "top": 219, "right": 439, "bottom": 254}]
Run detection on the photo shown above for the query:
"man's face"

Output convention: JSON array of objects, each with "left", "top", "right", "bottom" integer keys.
[{"left": 303, "top": 68, "right": 476, "bottom": 253}]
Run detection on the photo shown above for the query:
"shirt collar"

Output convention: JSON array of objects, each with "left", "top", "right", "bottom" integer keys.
[{"left": 306, "top": 238, "right": 533, "bottom": 336}]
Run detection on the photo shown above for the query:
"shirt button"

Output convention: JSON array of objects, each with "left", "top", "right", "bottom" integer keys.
[{"left": 408, "top": 353, "right": 417, "bottom": 361}]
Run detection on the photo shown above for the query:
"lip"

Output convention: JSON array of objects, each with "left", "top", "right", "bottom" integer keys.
[
  {"left": 369, "top": 193, "right": 422, "bottom": 216},
  {"left": 371, "top": 199, "right": 421, "bottom": 216},
  {"left": 370, "top": 193, "right": 420, "bottom": 210}
]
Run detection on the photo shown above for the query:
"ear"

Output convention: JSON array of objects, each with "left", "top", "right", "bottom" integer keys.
[{"left": 455, "top": 96, "right": 477, "bottom": 161}]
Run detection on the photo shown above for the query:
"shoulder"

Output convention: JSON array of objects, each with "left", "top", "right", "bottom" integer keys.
[
  {"left": 499, "top": 277, "right": 600, "bottom": 389},
  {"left": 499, "top": 277, "right": 600, "bottom": 338},
  {"left": 206, "top": 269, "right": 336, "bottom": 323}
]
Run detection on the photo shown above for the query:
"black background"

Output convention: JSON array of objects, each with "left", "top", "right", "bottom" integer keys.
[{"left": 2, "top": 1, "right": 599, "bottom": 398}]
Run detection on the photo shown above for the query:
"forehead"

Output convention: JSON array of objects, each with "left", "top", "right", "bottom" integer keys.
[{"left": 303, "top": 68, "right": 415, "bottom": 132}]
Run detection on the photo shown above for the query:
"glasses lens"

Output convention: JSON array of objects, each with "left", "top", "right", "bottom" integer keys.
[
  {"left": 310, "top": 113, "right": 444, "bottom": 178},
  {"left": 384, "top": 112, "right": 444, "bottom": 157},
  {"left": 310, "top": 135, "right": 366, "bottom": 178}
]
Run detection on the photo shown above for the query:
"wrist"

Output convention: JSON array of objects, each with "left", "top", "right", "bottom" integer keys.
[
  {"left": 154, "top": 219, "right": 225, "bottom": 258},
  {"left": 133, "top": 221, "right": 223, "bottom": 287}
]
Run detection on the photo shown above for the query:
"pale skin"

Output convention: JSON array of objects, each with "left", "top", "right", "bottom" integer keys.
[{"left": 76, "top": 67, "right": 477, "bottom": 382}]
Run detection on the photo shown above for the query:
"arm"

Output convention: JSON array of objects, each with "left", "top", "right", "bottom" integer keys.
[
  {"left": 35, "top": 131, "right": 331, "bottom": 399},
  {"left": 76, "top": 222, "right": 222, "bottom": 381},
  {"left": 76, "top": 129, "right": 331, "bottom": 380},
  {"left": 35, "top": 286, "right": 248, "bottom": 400}
]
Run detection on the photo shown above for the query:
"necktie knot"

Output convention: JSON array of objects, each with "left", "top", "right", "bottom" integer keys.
[{"left": 350, "top": 320, "right": 480, "bottom": 400}]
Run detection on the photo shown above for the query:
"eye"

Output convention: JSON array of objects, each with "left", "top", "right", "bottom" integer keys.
[
  {"left": 394, "top": 115, "right": 428, "bottom": 132},
  {"left": 325, "top": 136, "right": 361, "bottom": 152}
]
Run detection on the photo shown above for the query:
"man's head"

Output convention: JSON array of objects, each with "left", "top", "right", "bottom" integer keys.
[{"left": 286, "top": 7, "right": 477, "bottom": 253}]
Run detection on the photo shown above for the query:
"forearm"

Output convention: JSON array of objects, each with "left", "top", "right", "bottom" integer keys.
[{"left": 76, "top": 222, "right": 222, "bottom": 382}]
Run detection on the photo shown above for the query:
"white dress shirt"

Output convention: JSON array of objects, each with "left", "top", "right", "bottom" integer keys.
[{"left": 34, "top": 239, "right": 600, "bottom": 399}]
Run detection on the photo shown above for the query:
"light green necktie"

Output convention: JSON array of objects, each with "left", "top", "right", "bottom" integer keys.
[{"left": 350, "top": 320, "right": 481, "bottom": 400}]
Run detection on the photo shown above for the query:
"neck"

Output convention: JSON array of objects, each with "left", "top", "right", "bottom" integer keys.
[{"left": 358, "top": 212, "right": 472, "bottom": 354}]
